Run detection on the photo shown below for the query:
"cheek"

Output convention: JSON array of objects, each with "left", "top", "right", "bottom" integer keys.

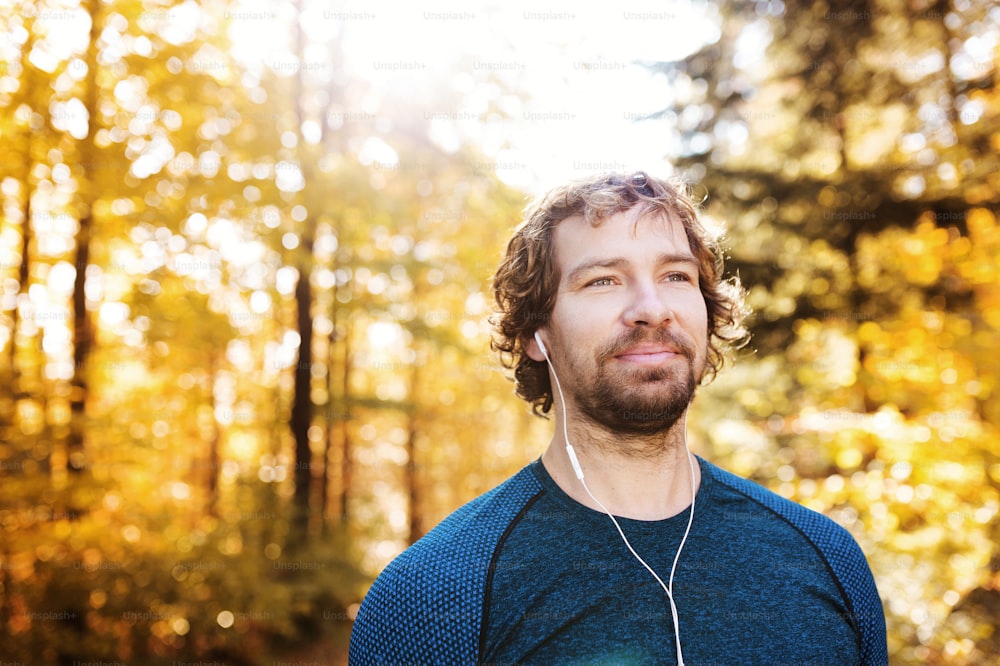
[
  {"left": 686, "top": 296, "right": 711, "bottom": 348},
  {"left": 683, "top": 291, "right": 710, "bottom": 329},
  {"left": 553, "top": 298, "right": 608, "bottom": 332}
]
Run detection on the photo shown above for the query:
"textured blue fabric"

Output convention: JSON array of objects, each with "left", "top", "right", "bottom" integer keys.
[
  {"left": 705, "top": 462, "right": 888, "bottom": 666},
  {"left": 349, "top": 458, "right": 888, "bottom": 665},
  {"left": 483, "top": 458, "right": 888, "bottom": 665},
  {"left": 349, "top": 465, "right": 543, "bottom": 665}
]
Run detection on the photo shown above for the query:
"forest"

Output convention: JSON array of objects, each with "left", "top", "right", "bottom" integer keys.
[{"left": 1, "top": 0, "right": 998, "bottom": 663}]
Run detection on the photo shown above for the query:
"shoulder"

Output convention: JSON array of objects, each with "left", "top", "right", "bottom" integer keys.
[
  {"left": 703, "top": 458, "right": 888, "bottom": 665},
  {"left": 349, "top": 465, "right": 544, "bottom": 666},
  {"left": 705, "top": 459, "right": 858, "bottom": 554}
]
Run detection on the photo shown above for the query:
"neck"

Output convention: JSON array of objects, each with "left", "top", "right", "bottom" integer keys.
[{"left": 541, "top": 412, "right": 700, "bottom": 521}]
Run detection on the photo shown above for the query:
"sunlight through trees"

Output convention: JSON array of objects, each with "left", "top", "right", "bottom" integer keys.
[{"left": 1, "top": 0, "right": 998, "bottom": 663}]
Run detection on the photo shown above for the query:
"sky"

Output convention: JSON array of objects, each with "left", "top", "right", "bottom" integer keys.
[
  {"left": 6, "top": 0, "right": 727, "bottom": 200},
  {"left": 226, "top": 0, "right": 724, "bottom": 193}
]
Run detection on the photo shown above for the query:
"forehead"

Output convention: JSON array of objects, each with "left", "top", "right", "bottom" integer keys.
[{"left": 551, "top": 206, "right": 692, "bottom": 265}]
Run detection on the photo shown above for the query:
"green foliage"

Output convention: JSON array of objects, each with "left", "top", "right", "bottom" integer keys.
[
  {"left": 0, "top": 1, "right": 536, "bottom": 663},
  {"left": 2, "top": 0, "right": 998, "bottom": 663},
  {"left": 663, "top": 0, "right": 1000, "bottom": 662},
  {"left": 0, "top": 499, "right": 363, "bottom": 665}
]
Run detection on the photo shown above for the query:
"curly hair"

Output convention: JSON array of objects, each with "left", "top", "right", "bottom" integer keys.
[{"left": 490, "top": 171, "right": 748, "bottom": 416}]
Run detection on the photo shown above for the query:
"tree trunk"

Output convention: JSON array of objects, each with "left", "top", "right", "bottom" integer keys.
[
  {"left": 206, "top": 354, "right": 220, "bottom": 516},
  {"left": 290, "top": 264, "right": 313, "bottom": 538},
  {"left": 324, "top": 249, "right": 354, "bottom": 529},
  {"left": 288, "top": 0, "right": 318, "bottom": 540},
  {"left": 320, "top": 312, "right": 331, "bottom": 535},
  {"left": 12, "top": 196, "right": 30, "bottom": 389},
  {"left": 67, "top": 228, "right": 90, "bottom": 474},
  {"left": 405, "top": 346, "right": 421, "bottom": 544},
  {"left": 66, "top": 0, "right": 102, "bottom": 475},
  {"left": 336, "top": 314, "right": 353, "bottom": 526}
]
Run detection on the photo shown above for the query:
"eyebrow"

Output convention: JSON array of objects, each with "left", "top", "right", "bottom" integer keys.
[{"left": 565, "top": 253, "right": 700, "bottom": 285}]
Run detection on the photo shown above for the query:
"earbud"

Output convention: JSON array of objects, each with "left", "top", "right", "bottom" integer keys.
[{"left": 533, "top": 331, "right": 549, "bottom": 359}]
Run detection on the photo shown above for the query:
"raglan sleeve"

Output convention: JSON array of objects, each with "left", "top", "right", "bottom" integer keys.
[
  {"left": 347, "top": 530, "right": 488, "bottom": 665},
  {"left": 348, "top": 467, "right": 541, "bottom": 665},
  {"left": 349, "top": 557, "right": 418, "bottom": 665},
  {"left": 842, "top": 538, "right": 888, "bottom": 666}
]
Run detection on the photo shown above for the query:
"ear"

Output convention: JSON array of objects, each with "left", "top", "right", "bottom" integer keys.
[{"left": 524, "top": 330, "right": 548, "bottom": 362}]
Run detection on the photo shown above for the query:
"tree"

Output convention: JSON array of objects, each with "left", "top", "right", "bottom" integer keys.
[{"left": 654, "top": 0, "right": 1000, "bottom": 660}]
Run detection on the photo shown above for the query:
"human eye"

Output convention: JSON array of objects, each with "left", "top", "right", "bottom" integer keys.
[
  {"left": 585, "top": 276, "right": 616, "bottom": 287},
  {"left": 666, "top": 272, "right": 693, "bottom": 283}
]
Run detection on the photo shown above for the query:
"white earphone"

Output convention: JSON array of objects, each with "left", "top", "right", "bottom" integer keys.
[
  {"left": 534, "top": 331, "right": 548, "bottom": 356},
  {"left": 533, "top": 329, "right": 696, "bottom": 666}
]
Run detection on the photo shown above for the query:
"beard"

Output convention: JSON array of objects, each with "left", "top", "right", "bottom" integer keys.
[{"left": 568, "top": 328, "right": 699, "bottom": 438}]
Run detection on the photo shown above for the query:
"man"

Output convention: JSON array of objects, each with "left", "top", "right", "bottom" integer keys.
[{"left": 349, "top": 172, "right": 887, "bottom": 665}]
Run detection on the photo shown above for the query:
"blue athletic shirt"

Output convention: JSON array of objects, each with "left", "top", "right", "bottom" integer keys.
[{"left": 350, "top": 457, "right": 888, "bottom": 665}]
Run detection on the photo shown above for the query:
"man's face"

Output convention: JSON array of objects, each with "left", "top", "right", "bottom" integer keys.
[{"left": 531, "top": 206, "right": 709, "bottom": 436}]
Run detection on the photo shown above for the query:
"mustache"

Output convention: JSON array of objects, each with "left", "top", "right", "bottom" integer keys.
[{"left": 596, "top": 328, "right": 696, "bottom": 364}]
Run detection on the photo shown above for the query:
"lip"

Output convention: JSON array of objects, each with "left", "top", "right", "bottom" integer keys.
[{"left": 615, "top": 344, "right": 682, "bottom": 363}]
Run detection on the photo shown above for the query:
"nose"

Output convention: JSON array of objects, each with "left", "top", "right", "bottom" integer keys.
[{"left": 623, "top": 280, "right": 673, "bottom": 327}]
